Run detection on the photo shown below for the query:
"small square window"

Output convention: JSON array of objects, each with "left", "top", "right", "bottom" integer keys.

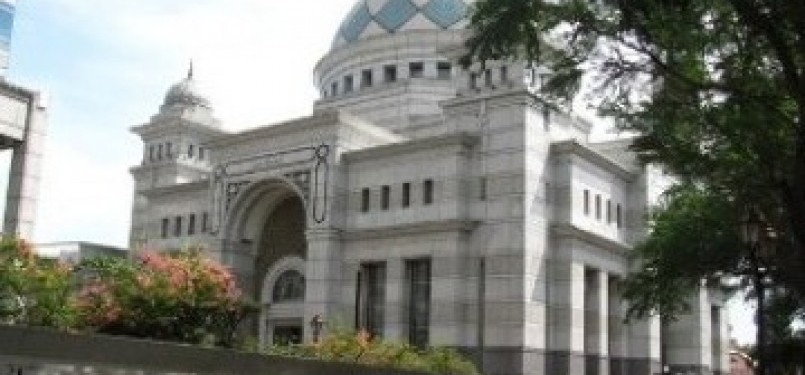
[
  {"left": 381, "top": 185, "right": 390, "bottom": 210},
  {"left": 437, "top": 62, "right": 452, "bottom": 79},
  {"left": 344, "top": 75, "right": 354, "bottom": 93},
  {"left": 161, "top": 218, "right": 169, "bottom": 239},
  {"left": 174, "top": 216, "right": 183, "bottom": 237},
  {"left": 583, "top": 190, "right": 590, "bottom": 216},
  {"left": 384, "top": 65, "right": 397, "bottom": 83},
  {"left": 595, "top": 195, "right": 602, "bottom": 220},
  {"left": 361, "top": 188, "right": 371, "bottom": 212},
  {"left": 409, "top": 62, "right": 424, "bottom": 78},
  {"left": 362, "top": 69, "right": 373, "bottom": 88},
  {"left": 423, "top": 179, "right": 434, "bottom": 205},
  {"left": 402, "top": 182, "right": 411, "bottom": 208},
  {"left": 188, "top": 214, "right": 196, "bottom": 236}
]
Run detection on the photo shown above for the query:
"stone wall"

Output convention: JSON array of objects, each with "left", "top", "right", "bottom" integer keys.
[{"left": 0, "top": 325, "right": 428, "bottom": 375}]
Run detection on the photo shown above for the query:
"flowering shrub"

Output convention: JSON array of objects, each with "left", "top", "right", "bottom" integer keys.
[
  {"left": 0, "top": 237, "right": 75, "bottom": 328},
  {"left": 77, "top": 249, "right": 251, "bottom": 347},
  {"left": 266, "top": 329, "right": 479, "bottom": 375}
]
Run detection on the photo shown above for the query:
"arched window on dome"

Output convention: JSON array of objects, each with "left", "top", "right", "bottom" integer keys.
[{"left": 272, "top": 270, "right": 306, "bottom": 303}]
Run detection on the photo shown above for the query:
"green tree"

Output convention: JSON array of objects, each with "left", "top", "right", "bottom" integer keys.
[
  {"left": 0, "top": 237, "right": 76, "bottom": 328},
  {"left": 76, "top": 250, "right": 251, "bottom": 347},
  {"left": 462, "top": 0, "right": 805, "bottom": 315}
]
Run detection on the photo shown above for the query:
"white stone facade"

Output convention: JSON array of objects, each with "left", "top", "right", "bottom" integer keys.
[{"left": 128, "top": 2, "right": 729, "bottom": 374}]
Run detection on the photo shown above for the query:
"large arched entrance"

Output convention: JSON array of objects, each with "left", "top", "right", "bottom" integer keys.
[{"left": 222, "top": 178, "right": 308, "bottom": 346}]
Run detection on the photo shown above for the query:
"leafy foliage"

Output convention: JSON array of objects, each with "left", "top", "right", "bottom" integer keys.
[
  {"left": 0, "top": 237, "right": 76, "bottom": 328},
  {"left": 76, "top": 249, "right": 252, "bottom": 347},
  {"left": 266, "top": 329, "right": 479, "bottom": 375},
  {"left": 463, "top": 0, "right": 805, "bottom": 317}
]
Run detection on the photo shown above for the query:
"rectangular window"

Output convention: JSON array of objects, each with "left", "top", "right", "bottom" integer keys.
[
  {"left": 202, "top": 212, "right": 209, "bottom": 233},
  {"left": 357, "top": 263, "right": 386, "bottom": 338},
  {"left": 188, "top": 214, "right": 196, "bottom": 236},
  {"left": 166, "top": 142, "right": 173, "bottom": 158},
  {"left": 584, "top": 189, "right": 590, "bottom": 216},
  {"left": 437, "top": 62, "right": 451, "bottom": 79},
  {"left": 409, "top": 62, "right": 424, "bottom": 78},
  {"left": 402, "top": 182, "right": 411, "bottom": 208},
  {"left": 470, "top": 72, "right": 478, "bottom": 89},
  {"left": 479, "top": 177, "right": 488, "bottom": 201},
  {"left": 361, "top": 188, "right": 371, "bottom": 212},
  {"left": 199, "top": 147, "right": 205, "bottom": 160},
  {"left": 484, "top": 69, "right": 493, "bottom": 87},
  {"left": 161, "top": 218, "right": 169, "bottom": 239},
  {"left": 500, "top": 66, "right": 509, "bottom": 82},
  {"left": 188, "top": 144, "right": 195, "bottom": 158},
  {"left": 174, "top": 216, "right": 183, "bottom": 237},
  {"left": 344, "top": 75, "right": 354, "bottom": 93},
  {"left": 381, "top": 185, "right": 390, "bottom": 210},
  {"left": 595, "top": 194, "right": 602, "bottom": 220},
  {"left": 149, "top": 145, "right": 155, "bottom": 161},
  {"left": 331, "top": 81, "right": 339, "bottom": 96},
  {"left": 384, "top": 65, "right": 397, "bottom": 83},
  {"left": 616, "top": 204, "right": 623, "bottom": 228},
  {"left": 423, "top": 179, "right": 434, "bottom": 205},
  {"left": 158, "top": 144, "right": 163, "bottom": 160},
  {"left": 361, "top": 69, "right": 373, "bottom": 88},
  {"left": 406, "top": 259, "right": 431, "bottom": 348},
  {"left": 606, "top": 200, "right": 612, "bottom": 223}
]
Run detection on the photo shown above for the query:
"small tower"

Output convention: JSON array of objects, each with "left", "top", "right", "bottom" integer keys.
[{"left": 128, "top": 64, "right": 225, "bottom": 248}]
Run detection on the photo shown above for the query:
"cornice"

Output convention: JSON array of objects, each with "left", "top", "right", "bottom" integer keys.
[
  {"left": 342, "top": 132, "right": 479, "bottom": 163},
  {"left": 139, "top": 180, "right": 209, "bottom": 198},
  {"left": 343, "top": 219, "right": 479, "bottom": 241},
  {"left": 551, "top": 223, "right": 631, "bottom": 254},
  {"left": 551, "top": 140, "right": 638, "bottom": 181}
]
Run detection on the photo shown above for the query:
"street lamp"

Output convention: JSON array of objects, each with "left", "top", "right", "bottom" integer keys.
[
  {"left": 740, "top": 209, "right": 771, "bottom": 375},
  {"left": 310, "top": 314, "right": 325, "bottom": 344}
]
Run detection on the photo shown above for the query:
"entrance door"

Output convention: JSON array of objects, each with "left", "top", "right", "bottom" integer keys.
[{"left": 272, "top": 325, "right": 303, "bottom": 346}]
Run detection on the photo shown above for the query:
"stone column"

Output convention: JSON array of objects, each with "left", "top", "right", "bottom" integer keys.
[
  {"left": 664, "top": 287, "right": 712, "bottom": 375},
  {"left": 627, "top": 315, "right": 662, "bottom": 375},
  {"left": 548, "top": 259, "right": 586, "bottom": 375},
  {"left": 384, "top": 258, "right": 404, "bottom": 341},
  {"left": 304, "top": 228, "right": 342, "bottom": 342},
  {"left": 608, "top": 277, "right": 629, "bottom": 375},
  {"left": 3, "top": 91, "right": 46, "bottom": 240},
  {"left": 585, "top": 269, "right": 609, "bottom": 375}
]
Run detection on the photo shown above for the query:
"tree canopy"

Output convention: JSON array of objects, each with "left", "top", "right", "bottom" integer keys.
[{"left": 462, "top": 0, "right": 805, "bottom": 317}]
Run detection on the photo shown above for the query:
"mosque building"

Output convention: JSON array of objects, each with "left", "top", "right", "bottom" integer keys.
[{"left": 128, "top": 1, "right": 729, "bottom": 374}]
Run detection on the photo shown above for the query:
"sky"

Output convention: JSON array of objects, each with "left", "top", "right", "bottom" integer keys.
[{"left": 1, "top": 0, "right": 757, "bottom": 346}]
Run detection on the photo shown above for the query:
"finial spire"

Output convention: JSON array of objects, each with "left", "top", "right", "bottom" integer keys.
[{"left": 187, "top": 59, "right": 194, "bottom": 79}]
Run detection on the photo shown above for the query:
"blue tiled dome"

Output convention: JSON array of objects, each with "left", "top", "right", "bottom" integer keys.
[{"left": 332, "top": 0, "right": 471, "bottom": 49}]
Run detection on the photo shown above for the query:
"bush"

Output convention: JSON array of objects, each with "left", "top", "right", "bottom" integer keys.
[
  {"left": 266, "top": 329, "right": 479, "bottom": 375},
  {"left": 0, "top": 237, "right": 76, "bottom": 328},
  {"left": 76, "top": 249, "right": 251, "bottom": 347}
]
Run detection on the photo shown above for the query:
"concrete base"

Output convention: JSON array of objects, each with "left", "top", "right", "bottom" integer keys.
[
  {"left": 459, "top": 348, "right": 663, "bottom": 375},
  {"left": 667, "top": 364, "right": 712, "bottom": 375}
]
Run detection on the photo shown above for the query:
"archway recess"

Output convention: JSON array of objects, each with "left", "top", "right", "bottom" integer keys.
[{"left": 220, "top": 177, "right": 308, "bottom": 344}]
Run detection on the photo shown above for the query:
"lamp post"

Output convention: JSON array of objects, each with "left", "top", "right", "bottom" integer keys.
[
  {"left": 310, "top": 314, "right": 325, "bottom": 344},
  {"left": 740, "top": 209, "right": 772, "bottom": 375}
]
